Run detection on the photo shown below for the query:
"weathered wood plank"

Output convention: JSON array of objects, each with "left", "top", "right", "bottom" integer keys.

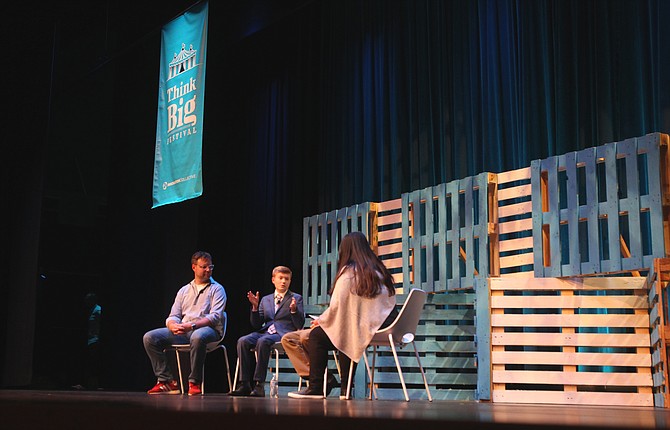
[
  {"left": 491, "top": 332, "right": 650, "bottom": 347},
  {"left": 499, "top": 218, "right": 534, "bottom": 235},
  {"left": 499, "top": 252, "right": 534, "bottom": 269},
  {"left": 641, "top": 134, "right": 668, "bottom": 259},
  {"left": 493, "top": 370, "right": 652, "bottom": 386},
  {"left": 576, "top": 147, "right": 601, "bottom": 274},
  {"left": 372, "top": 372, "right": 477, "bottom": 385},
  {"left": 492, "top": 351, "right": 652, "bottom": 367},
  {"left": 492, "top": 390, "right": 653, "bottom": 406},
  {"left": 498, "top": 201, "right": 533, "bottom": 219},
  {"left": 381, "top": 256, "right": 403, "bottom": 269},
  {"left": 496, "top": 167, "right": 531, "bottom": 184},
  {"left": 491, "top": 313, "right": 650, "bottom": 328},
  {"left": 411, "top": 340, "right": 476, "bottom": 353},
  {"left": 618, "top": 138, "right": 643, "bottom": 271},
  {"left": 499, "top": 271, "right": 535, "bottom": 278},
  {"left": 541, "top": 155, "right": 562, "bottom": 277},
  {"left": 377, "top": 198, "right": 402, "bottom": 213},
  {"left": 499, "top": 236, "right": 534, "bottom": 253},
  {"left": 368, "top": 355, "right": 476, "bottom": 369},
  {"left": 491, "top": 294, "right": 648, "bottom": 309},
  {"left": 378, "top": 242, "right": 403, "bottom": 255},
  {"left": 489, "top": 276, "right": 647, "bottom": 291},
  {"left": 420, "top": 308, "right": 475, "bottom": 320},
  {"left": 559, "top": 151, "right": 581, "bottom": 276},
  {"left": 597, "top": 143, "right": 622, "bottom": 273},
  {"left": 498, "top": 184, "right": 532, "bottom": 202},
  {"left": 378, "top": 228, "right": 403, "bottom": 242},
  {"left": 377, "top": 212, "right": 403, "bottom": 226},
  {"left": 416, "top": 325, "right": 476, "bottom": 336},
  {"left": 425, "top": 292, "right": 476, "bottom": 305}
]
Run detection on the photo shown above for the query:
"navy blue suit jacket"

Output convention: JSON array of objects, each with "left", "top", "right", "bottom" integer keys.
[{"left": 250, "top": 290, "right": 305, "bottom": 336}]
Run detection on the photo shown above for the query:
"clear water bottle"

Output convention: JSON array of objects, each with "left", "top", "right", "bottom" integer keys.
[{"left": 269, "top": 374, "right": 278, "bottom": 398}]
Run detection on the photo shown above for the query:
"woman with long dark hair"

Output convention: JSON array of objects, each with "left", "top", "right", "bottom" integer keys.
[{"left": 288, "top": 231, "right": 397, "bottom": 398}]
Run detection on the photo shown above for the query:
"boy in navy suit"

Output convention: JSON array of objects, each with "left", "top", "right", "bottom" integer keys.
[{"left": 230, "top": 266, "right": 304, "bottom": 397}]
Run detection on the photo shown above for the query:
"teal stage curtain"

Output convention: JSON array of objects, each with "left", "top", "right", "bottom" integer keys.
[{"left": 230, "top": 0, "right": 668, "bottom": 216}]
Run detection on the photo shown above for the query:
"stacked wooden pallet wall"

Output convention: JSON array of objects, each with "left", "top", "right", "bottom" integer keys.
[{"left": 301, "top": 132, "right": 669, "bottom": 405}]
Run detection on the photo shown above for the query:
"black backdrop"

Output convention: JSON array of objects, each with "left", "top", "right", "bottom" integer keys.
[{"left": 3, "top": 0, "right": 669, "bottom": 391}]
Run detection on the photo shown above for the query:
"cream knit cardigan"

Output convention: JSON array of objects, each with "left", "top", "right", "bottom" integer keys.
[{"left": 318, "top": 267, "right": 396, "bottom": 362}]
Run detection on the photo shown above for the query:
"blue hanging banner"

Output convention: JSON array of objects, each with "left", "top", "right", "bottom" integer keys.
[{"left": 152, "top": 1, "right": 209, "bottom": 208}]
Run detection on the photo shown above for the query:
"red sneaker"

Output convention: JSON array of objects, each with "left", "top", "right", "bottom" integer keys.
[
  {"left": 188, "top": 382, "right": 202, "bottom": 396},
  {"left": 147, "top": 380, "right": 180, "bottom": 395}
]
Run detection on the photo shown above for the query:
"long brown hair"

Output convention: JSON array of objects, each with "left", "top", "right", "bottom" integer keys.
[{"left": 331, "top": 232, "right": 396, "bottom": 298}]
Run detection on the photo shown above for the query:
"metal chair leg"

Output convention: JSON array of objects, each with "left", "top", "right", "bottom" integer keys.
[
  {"left": 201, "top": 361, "right": 206, "bottom": 394},
  {"left": 221, "top": 346, "right": 232, "bottom": 393},
  {"left": 388, "top": 333, "right": 409, "bottom": 402},
  {"left": 412, "top": 340, "right": 432, "bottom": 401},
  {"left": 232, "top": 357, "right": 240, "bottom": 391},
  {"left": 174, "top": 349, "right": 185, "bottom": 394},
  {"left": 345, "top": 362, "right": 355, "bottom": 400},
  {"left": 323, "top": 367, "right": 329, "bottom": 397},
  {"left": 362, "top": 347, "right": 378, "bottom": 400}
]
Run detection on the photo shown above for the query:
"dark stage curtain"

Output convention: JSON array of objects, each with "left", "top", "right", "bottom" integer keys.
[{"left": 236, "top": 0, "right": 668, "bottom": 215}]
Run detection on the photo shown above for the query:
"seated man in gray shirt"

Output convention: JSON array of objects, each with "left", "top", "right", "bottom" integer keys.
[{"left": 143, "top": 251, "right": 227, "bottom": 396}]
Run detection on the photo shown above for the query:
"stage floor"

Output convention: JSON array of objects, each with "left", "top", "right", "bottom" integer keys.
[{"left": 1, "top": 389, "right": 669, "bottom": 430}]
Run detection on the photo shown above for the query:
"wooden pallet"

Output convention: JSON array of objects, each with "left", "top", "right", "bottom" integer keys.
[
  {"left": 302, "top": 202, "right": 375, "bottom": 305},
  {"left": 366, "top": 290, "right": 478, "bottom": 401},
  {"left": 495, "top": 167, "right": 534, "bottom": 277},
  {"left": 531, "top": 133, "right": 668, "bottom": 277},
  {"left": 490, "top": 276, "right": 653, "bottom": 406},
  {"left": 649, "top": 258, "right": 670, "bottom": 407},
  {"left": 376, "top": 198, "right": 406, "bottom": 289},
  {"left": 401, "top": 173, "right": 494, "bottom": 292}
]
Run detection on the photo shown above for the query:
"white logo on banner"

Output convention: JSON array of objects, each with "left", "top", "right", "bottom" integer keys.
[{"left": 166, "top": 43, "right": 199, "bottom": 143}]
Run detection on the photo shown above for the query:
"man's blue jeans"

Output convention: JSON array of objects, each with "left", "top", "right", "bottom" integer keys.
[{"left": 143, "top": 326, "right": 219, "bottom": 384}]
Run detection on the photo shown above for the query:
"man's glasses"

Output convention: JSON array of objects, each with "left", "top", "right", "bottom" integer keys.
[{"left": 197, "top": 264, "right": 215, "bottom": 270}]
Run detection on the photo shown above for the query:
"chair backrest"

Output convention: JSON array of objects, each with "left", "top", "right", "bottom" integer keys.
[
  {"left": 221, "top": 311, "right": 228, "bottom": 338},
  {"left": 374, "top": 288, "right": 427, "bottom": 345},
  {"left": 206, "top": 311, "right": 227, "bottom": 351}
]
